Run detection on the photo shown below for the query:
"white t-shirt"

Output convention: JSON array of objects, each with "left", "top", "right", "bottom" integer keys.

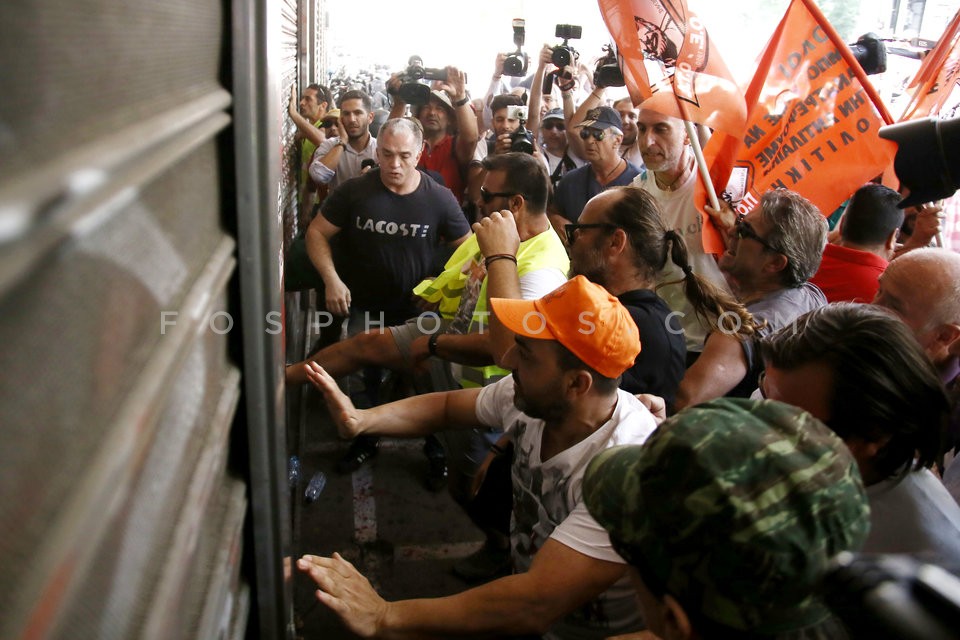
[
  {"left": 632, "top": 169, "right": 731, "bottom": 352},
  {"left": 864, "top": 468, "right": 960, "bottom": 564},
  {"left": 308, "top": 135, "right": 378, "bottom": 190},
  {"left": 475, "top": 377, "right": 657, "bottom": 639}
]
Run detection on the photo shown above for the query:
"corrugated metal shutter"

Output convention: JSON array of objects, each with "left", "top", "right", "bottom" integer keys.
[{"left": 0, "top": 0, "right": 292, "bottom": 635}]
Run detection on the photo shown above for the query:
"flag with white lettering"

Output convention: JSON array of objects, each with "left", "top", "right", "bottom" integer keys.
[
  {"left": 901, "top": 8, "right": 960, "bottom": 120},
  {"left": 694, "top": 0, "right": 897, "bottom": 253},
  {"left": 598, "top": 0, "right": 746, "bottom": 135}
]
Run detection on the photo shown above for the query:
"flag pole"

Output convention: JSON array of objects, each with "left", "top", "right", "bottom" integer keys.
[
  {"left": 652, "top": 59, "right": 721, "bottom": 211},
  {"left": 684, "top": 120, "right": 720, "bottom": 210}
]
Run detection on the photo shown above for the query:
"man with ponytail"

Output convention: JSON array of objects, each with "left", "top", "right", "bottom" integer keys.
[{"left": 567, "top": 186, "right": 756, "bottom": 411}]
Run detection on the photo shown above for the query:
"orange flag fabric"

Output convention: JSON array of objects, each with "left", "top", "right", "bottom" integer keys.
[
  {"left": 598, "top": 0, "right": 746, "bottom": 135},
  {"left": 900, "top": 8, "right": 960, "bottom": 120},
  {"left": 694, "top": 0, "right": 897, "bottom": 254}
]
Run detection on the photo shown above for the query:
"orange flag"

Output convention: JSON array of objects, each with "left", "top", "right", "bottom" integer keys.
[
  {"left": 900, "top": 8, "right": 960, "bottom": 120},
  {"left": 694, "top": 0, "right": 897, "bottom": 253},
  {"left": 598, "top": 0, "right": 746, "bottom": 135}
]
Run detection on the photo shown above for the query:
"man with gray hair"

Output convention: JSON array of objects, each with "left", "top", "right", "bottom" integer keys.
[
  {"left": 305, "top": 116, "right": 472, "bottom": 473},
  {"left": 675, "top": 189, "right": 828, "bottom": 410},
  {"left": 873, "top": 247, "right": 960, "bottom": 502}
]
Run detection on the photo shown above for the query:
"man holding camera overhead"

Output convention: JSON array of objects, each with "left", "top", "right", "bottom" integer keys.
[
  {"left": 387, "top": 64, "right": 477, "bottom": 205},
  {"left": 550, "top": 106, "right": 641, "bottom": 236}
]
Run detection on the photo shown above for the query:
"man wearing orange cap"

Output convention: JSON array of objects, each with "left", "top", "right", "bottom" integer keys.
[{"left": 299, "top": 275, "right": 657, "bottom": 639}]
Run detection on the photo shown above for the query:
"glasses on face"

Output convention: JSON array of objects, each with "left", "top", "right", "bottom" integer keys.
[
  {"left": 735, "top": 214, "right": 780, "bottom": 253},
  {"left": 564, "top": 223, "right": 620, "bottom": 245},
  {"left": 479, "top": 187, "right": 518, "bottom": 204},
  {"left": 543, "top": 122, "right": 565, "bottom": 131},
  {"left": 579, "top": 128, "right": 606, "bottom": 141}
]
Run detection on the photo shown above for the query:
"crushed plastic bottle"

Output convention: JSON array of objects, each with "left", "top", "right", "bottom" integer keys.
[
  {"left": 304, "top": 471, "right": 327, "bottom": 503},
  {"left": 288, "top": 455, "right": 301, "bottom": 489}
]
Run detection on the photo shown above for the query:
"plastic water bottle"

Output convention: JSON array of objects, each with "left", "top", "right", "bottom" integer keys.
[
  {"left": 304, "top": 471, "right": 327, "bottom": 503},
  {"left": 288, "top": 455, "right": 301, "bottom": 489}
]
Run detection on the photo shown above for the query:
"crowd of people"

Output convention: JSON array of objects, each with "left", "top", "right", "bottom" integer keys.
[{"left": 282, "top": 43, "right": 960, "bottom": 639}]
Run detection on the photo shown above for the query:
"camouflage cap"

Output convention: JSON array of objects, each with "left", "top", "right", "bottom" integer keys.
[{"left": 583, "top": 398, "right": 870, "bottom": 634}]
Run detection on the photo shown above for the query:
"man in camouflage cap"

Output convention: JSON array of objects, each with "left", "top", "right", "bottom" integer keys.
[{"left": 583, "top": 397, "right": 870, "bottom": 639}]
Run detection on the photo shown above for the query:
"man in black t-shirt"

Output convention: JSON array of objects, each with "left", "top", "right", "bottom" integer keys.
[{"left": 304, "top": 117, "right": 471, "bottom": 474}]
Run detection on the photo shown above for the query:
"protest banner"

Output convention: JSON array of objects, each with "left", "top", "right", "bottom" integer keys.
[
  {"left": 598, "top": 0, "right": 746, "bottom": 135},
  {"left": 694, "top": 0, "right": 897, "bottom": 254}
]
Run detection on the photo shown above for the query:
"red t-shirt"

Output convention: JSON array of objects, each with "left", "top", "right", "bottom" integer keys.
[
  {"left": 810, "top": 242, "right": 888, "bottom": 303},
  {"left": 419, "top": 134, "right": 465, "bottom": 203}
]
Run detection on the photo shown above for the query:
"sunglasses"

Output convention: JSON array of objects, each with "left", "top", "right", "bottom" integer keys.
[
  {"left": 543, "top": 122, "right": 565, "bottom": 131},
  {"left": 734, "top": 215, "right": 780, "bottom": 253},
  {"left": 564, "top": 223, "right": 620, "bottom": 245},
  {"left": 579, "top": 128, "right": 606, "bottom": 141},
  {"left": 479, "top": 187, "right": 518, "bottom": 204}
]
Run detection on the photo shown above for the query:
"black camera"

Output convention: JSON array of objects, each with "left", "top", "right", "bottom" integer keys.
[
  {"left": 502, "top": 18, "right": 529, "bottom": 77},
  {"left": 879, "top": 115, "right": 960, "bottom": 207},
  {"left": 593, "top": 44, "right": 624, "bottom": 88},
  {"left": 823, "top": 553, "right": 960, "bottom": 640},
  {"left": 551, "top": 24, "right": 582, "bottom": 68},
  {"left": 397, "top": 55, "right": 446, "bottom": 104},
  {"left": 849, "top": 32, "right": 887, "bottom": 75},
  {"left": 507, "top": 105, "right": 535, "bottom": 154}
]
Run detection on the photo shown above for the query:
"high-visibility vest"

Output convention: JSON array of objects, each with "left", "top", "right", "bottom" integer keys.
[{"left": 459, "top": 229, "right": 569, "bottom": 388}]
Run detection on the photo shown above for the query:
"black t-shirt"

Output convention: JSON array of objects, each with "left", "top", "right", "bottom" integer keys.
[
  {"left": 321, "top": 169, "right": 470, "bottom": 321},
  {"left": 617, "top": 289, "right": 687, "bottom": 405}
]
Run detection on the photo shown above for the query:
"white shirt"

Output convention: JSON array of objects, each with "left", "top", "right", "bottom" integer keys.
[
  {"left": 633, "top": 168, "right": 732, "bottom": 352},
  {"left": 475, "top": 378, "right": 657, "bottom": 639},
  {"left": 308, "top": 135, "right": 378, "bottom": 190}
]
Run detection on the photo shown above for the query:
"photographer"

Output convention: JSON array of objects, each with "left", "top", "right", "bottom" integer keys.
[
  {"left": 466, "top": 94, "right": 544, "bottom": 216},
  {"left": 387, "top": 65, "right": 477, "bottom": 205},
  {"left": 529, "top": 44, "right": 584, "bottom": 187}
]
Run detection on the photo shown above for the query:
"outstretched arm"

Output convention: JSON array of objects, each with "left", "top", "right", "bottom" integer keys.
[
  {"left": 305, "top": 362, "right": 483, "bottom": 439},
  {"left": 674, "top": 331, "right": 748, "bottom": 411},
  {"left": 297, "top": 538, "right": 626, "bottom": 638}
]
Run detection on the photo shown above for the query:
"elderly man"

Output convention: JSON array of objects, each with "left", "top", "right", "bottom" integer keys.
[
  {"left": 550, "top": 106, "right": 641, "bottom": 231},
  {"left": 298, "top": 276, "right": 658, "bottom": 639},
  {"left": 631, "top": 106, "right": 731, "bottom": 360},
  {"left": 583, "top": 397, "right": 870, "bottom": 639},
  {"left": 873, "top": 247, "right": 960, "bottom": 501},
  {"left": 675, "top": 189, "right": 827, "bottom": 409}
]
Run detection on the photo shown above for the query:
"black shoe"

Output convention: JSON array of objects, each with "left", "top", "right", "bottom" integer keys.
[
  {"left": 336, "top": 438, "right": 379, "bottom": 474},
  {"left": 425, "top": 456, "right": 448, "bottom": 492}
]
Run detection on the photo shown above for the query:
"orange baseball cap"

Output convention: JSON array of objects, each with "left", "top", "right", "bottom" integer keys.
[{"left": 489, "top": 275, "right": 641, "bottom": 379}]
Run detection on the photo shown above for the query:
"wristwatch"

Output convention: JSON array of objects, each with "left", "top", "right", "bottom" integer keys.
[{"left": 453, "top": 95, "right": 470, "bottom": 107}]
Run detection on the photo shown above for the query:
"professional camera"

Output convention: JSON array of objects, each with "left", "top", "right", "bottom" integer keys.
[
  {"left": 507, "top": 105, "right": 535, "bottom": 154},
  {"left": 593, "top": 44, "right": 624, "bottom": 88},
  {"left": 551, "top": 24, "right": 582, "bottom": 68},
  {"left": 502, "top": 19, "right": 529, "bottom": 78},
  {"left": 849, "top": 32, "right": 887, "bottom": 75},
  {"left": 823, "top": 552, "right": 960, "bottom": 640},
  {"left": 397, "top": 55, "right": 446, "bottom": 104},
  {"left": 879, "top": 115, "right": 960, "bottom": 207}
]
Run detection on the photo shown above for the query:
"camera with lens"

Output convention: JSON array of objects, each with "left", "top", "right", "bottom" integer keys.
[
  {"left": 507, "top": 105, "right": 535, "bottom": 154},
  {"left": 593, "top": 44, "right": 625, "bottom": 88},
  {"left": 849, "top": 32, "right": 887, "bottom": 76},
  {"left": 397, "top": 55, "right": 446, "bottom": 104},
  {"left": 502, "top": 18, "right": 529, "bottom": 78},
  {"left": 551, "top": 24, "right": 582, "bottom": 68}
]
